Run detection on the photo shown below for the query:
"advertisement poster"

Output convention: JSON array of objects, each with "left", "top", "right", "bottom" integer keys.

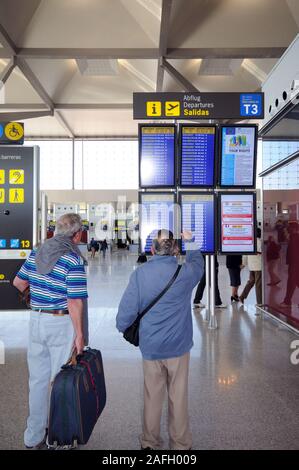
[
  {"left": 221, "top": 126, "right": 256, "bottom": 186},
  {"left": 220, "top": 193, "right": 255, "bottom": 253}
]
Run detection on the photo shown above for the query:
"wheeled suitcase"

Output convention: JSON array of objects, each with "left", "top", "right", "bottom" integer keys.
[{"left": 48, "top": 348, "right": 106, "bottom": 448}]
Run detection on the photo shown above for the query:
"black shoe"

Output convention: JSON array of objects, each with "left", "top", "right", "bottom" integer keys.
[
  {"left": 141, "top": 447, "right": 153, "bottom": 450},
  {"left": 231, "top": 295, "right": 239, "bottom": 302}
]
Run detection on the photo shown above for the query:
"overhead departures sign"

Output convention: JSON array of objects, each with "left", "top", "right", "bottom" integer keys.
[
  {"left": 133, "top": 92, "right": 264, "bottom": 120},
  {"left": 0, "top": 122, "right": 24, "bottom": 145}
]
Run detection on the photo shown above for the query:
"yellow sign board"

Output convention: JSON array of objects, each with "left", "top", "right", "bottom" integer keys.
[
  {"left": 4, "top": 122, "right": 24, "bottom": 141},
  {"left": 0, "top": 170, "right": 4, "bottom": 185},
  {"left": 9, "top": 188, "right": 24, "bottom": 204},
  {"left": 9, "top": 169, "right": 24, "bottom": 185},
  {"left": 165, "top": 101, "right": 180, "bottom": 116},
  {"left": 0, "top": 188, "right": 5, "bottom": 203},
  {"left": 146, "top": 101, "right": 162, "bottom": 117}
]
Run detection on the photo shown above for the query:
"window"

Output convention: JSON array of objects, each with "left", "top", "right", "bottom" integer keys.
[
  {"left": 25, "top": 140, "right": 73, "bottom": 190},
  {"left": 74, "top": 140, "right": 138, "bottom": 190}
]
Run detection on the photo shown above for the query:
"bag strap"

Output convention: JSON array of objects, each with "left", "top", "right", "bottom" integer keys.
[{"left": 137, "top": 264, "right": 182, "bottom": 322}]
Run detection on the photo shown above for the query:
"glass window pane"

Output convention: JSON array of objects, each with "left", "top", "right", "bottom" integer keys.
[
  {"left": 25, "top": 140, "right": 73, "bottom": 190},
  {"left": 74, "top": 140, "right": 138, "bottom": 190}
]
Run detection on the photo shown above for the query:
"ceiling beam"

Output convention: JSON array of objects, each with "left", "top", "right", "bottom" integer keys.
[
  {"left": 156, "top": 0, "right": 173, "bottom": 92},
  {"left": 16, "top": 57, "right": 54, "bottom": 111},
  {"left": 0, "top": 103, "right": 133, "bottom": 110},
  {"left": 0, "top": 47, "right": 285, "bottom": 60},
  {"left": 54, "top": 110, "right": 74, "bottom": 138},
  {"left": 161, "top": 58, "right": 199, "bottom": 92},
  {"left": 55, "top": 103, "right": 133, "bottom": 110},
  {"left": 0, "top": 110, "right": 53, "bottom": 121},
  {"left": 0, "top": 23, "right": 17, "bottom": 55},
  {"left": 16, "top": 48, "right": 159, "bottom": 60},
  {"left": 166, "top": 47, "right": 286, "bottom": 59},
  {"left": 0, "top": 57, "right": 16, "bottom": 84}
]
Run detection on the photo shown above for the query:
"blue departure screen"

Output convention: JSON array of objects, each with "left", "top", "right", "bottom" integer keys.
[
  {"left": 140, "top": 193, "right": 176, "bottom": 253},
  {"left": 181, "top": 194, "right": 215, "bottom": 253},
  {"left": 140, "top": 126, "right": 175, "bottom": 187},
  {"left": 220, "top": 126, "right": 256, "bottom": 186},
  {"left": 181, "top": 126, "right": 215, "bottom": 186}
]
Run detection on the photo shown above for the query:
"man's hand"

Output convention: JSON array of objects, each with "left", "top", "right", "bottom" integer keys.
[
  {"left": 74, "top": 335, "right": 84, "bottom": 355},
  {"left": 181, "top": 230, "right": 193, "bottom": 242}
]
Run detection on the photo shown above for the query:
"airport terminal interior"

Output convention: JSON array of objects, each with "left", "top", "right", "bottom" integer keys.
[{"left": 0, "top": 0, "right": 299, "bottom": 451}]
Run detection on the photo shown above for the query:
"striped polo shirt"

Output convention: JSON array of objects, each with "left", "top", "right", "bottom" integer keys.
[{"left": 17, "top": 249, "right": 88, "bottom": 310}]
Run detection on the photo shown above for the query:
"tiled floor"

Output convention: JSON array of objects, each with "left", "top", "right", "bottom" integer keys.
[{"left": 0, "top": 250, "right": 298, "bottom": 450}]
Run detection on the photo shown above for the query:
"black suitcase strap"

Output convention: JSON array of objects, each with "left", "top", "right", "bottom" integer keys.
[{"left": 137, "top": 264, "right": 182, "bottom": 322}]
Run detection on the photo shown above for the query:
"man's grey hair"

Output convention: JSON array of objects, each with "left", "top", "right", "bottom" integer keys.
[
  {"left": 56, "top": 213, "right": 82, "bottom": 237},
  {"left": 152, "top": 229, "right": 178, "bottom": 256}
]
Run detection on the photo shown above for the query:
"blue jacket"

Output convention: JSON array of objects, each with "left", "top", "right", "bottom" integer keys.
[{"left": 116, "top": 244, "right": 204, "bottom": 360}]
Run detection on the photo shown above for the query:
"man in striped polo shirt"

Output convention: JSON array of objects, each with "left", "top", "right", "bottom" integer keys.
[{"left": 13, "top": 213, "right": 88, "bottom": 449}]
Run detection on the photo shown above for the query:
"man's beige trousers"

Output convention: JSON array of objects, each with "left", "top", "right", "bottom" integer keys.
[{"left": 140, "top": 352, "right": 192, "bottom": 450}]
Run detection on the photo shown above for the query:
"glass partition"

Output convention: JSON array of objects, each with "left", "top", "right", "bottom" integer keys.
[{"left": 262, "top": 158, "right": 299, "bottom": 329}]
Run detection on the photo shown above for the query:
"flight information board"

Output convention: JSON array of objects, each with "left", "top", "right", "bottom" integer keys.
[
  {"left": 219, "top": 192, "right": 256, "bottom": 254},
  {"left": 220, "top": 125, "right": 257, "bottom": 187},
  {"left": 180, "top": 193, "right": 215, "bottom": 254},
  {"left": 139, "top": 193, "right": 177, "bottom": 253},
  {"left": 139, "top": 125, "right": 175, "bottom": 188},
  {"left": 180, "top": 126, "right": 216, "bottom": 187}
]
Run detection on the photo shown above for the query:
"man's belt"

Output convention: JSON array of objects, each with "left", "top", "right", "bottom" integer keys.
[{"left": 33, "top": 309, "right": 69, "bottom": 315}]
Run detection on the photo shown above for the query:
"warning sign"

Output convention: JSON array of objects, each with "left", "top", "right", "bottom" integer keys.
[
  {"left": 0, "top": 170, "right": 4, "bottom": 185},
  {"left": 146, "top": 101, "right": 162, "bottom": 117},
  {"left": 9, "top": 169, "right": 24, "bottom": 185},
  {"left": 165, "top": 101, "right": 180, "bottom": 117},
  {"left": 9, "top": 188, "right": 24, "bottom": 204}
]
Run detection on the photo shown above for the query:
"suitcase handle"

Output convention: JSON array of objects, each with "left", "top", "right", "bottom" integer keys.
[{"left": 62, "top": 347, "right": 90, "bottom": 368}]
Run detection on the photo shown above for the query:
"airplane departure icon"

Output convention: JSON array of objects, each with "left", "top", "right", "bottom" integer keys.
[
  {"left": 165, "top": 101, "right": 180, "bottom": 116},
  {"left": 168, "top": 103, "right": 179, "bottom": 110}
]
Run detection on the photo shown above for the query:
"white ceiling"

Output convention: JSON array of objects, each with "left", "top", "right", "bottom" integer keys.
[{"left": 0, "top": 0, "right": 298, "bottom": 138}]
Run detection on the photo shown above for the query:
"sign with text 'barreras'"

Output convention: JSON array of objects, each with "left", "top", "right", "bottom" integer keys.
[{"left": 133, "top": 92, "right": 264, "bottom": 120}]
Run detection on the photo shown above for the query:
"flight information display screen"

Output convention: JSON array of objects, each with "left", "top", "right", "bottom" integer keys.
[
  {"left": 181, "top": 193, "right": 215, "bottom": 253},
  {"left": 139, "top": 125, "right": 175, "bottom": 188},
  {"left": 140, "top": 193, "right": 177, "bottom": 253},
  {"left": 219, "top": 193, "right": 256, "bottom": 253},
  {"left": 220, "top": 125, "right": 257, "bottom": 187},
  {"left": 180, "top": 126, "right": 216, "bottom": 187}
]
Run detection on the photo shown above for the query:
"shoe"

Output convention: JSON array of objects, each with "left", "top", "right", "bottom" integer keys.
[
  {"left": 280, "top": 302, "right": 291, "bottom": 307},
  {"left": 231, "top": 296, "right": 239, "bottom": 302},
  {"left": 239, "top": 297, "right": 244, "bottom": 304},
  {"left": 25, "top": 433, "right": 47, "bottom": 450},
  {"left": 215, "top": 303, "right": 227, "bottom": 308},
  {"left": 141, "top": 447, "right": 153, "bottom": 450},
  {"left": 255, "top": 303, "right": 263, "bottom": 307},
  {"left": 193, "top": 302, "right": 205, "bottom": 308},
  {"left": 267, "top": 280, "right": 281, "bottom": 286}
]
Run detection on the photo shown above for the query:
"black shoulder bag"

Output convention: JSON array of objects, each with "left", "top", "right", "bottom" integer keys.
[{"left": 123, "top": 264, "right": 182, "bottom": 347}]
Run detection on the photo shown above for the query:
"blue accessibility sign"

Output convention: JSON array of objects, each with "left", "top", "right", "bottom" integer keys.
[{"left": 240, "top": 94, "right": 263, "bottom": 117}]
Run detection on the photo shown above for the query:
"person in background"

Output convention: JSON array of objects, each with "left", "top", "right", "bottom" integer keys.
[
  {"left": 90, "top": 237, "right": 98, "bottom": 258},
  {"left": 239, "top": 228, "right": 262, "bottom": 306},
  {"left": 13, "top": 213, "right": 88, "bottom": 450},
  {"left": 100, "top": 239, "right": 108, "bottom": 258},
  {"left": 226, "top": 254, "right": 243, "bottom": 302},
  {"left": 116, "top": 229, "right": 204, "bottom": 450},
  {"left": 266, "top": 235, "right": 281, "bottom": 286},
  {"left": 193, "top": 255, "right": 226, "bottom": 309}
]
